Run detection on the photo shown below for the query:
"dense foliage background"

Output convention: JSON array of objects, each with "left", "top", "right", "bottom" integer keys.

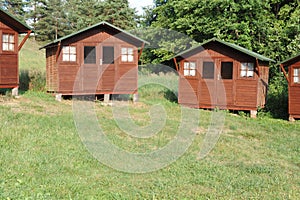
[{"left": 1, "top": 0, "right": 300, "bottom": 118}]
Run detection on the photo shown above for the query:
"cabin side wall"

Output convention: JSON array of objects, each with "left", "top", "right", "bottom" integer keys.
[
  {"left": 289, "top": 61, "right": 300, "bottom": 118},
  {"left": 178, "top": 45, "right": 263, "bottom": 111},
  {"left": 49, "top": 30, "right": 138, "bottom": 95},
  {"left": 0, "top": 21, "right": 19, "bottom": 88},
  {"left": 257, "top": 64, "right": 269, "bottom": 108},
  {"left": 46, "top": 46, "right": 59, "bottom": 92}
]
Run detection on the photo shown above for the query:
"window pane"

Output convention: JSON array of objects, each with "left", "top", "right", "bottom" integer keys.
[
  {"left": 190, "top": 62, "right": 196, "bottom": 69},
  {"left": 128, "top": 48, "right": 133, "bottom": 55},
  {"left": 128, "top": 55, "right": 134, "bottom": 62},
  {"left": 184, "top": 62, "right": 189, "bottom": 69},
  {"left": 70, "top": 55, "right": 76, "bottom": 62},
  {"left": 70, "top": 46, "right": 76, "bottom": 54},
  {"left": 202, "top": 62, "right": 214, "bottom": 79},
  {"left": 3, "top": 34, "right": 8, "bottom": 42},
  {"left": 121, "top": 55, "right": 128, "bottom": 62},
  {"left": 84, "top": 46, "right": 96, "bottom": 64},
  {"left": 103, "top": 46, "right": 114, "bottom": 64},
  {"left": 121, "top": 48, "right": 127, "bottom": 54},
  {"left": 248, "top": 63, "right": 254, "bottom": 71},
  {"left": 221, "top": 62, "right": 233, "bottom": 79},
  {"left": 63, "top": 54, "right": 69, "bottom": 61},
  {"left": 62, "top": 46, "right": 69, "bottom": 54},
  {"left": 9, "top": 35, "right": 14, "bottom": 42},
  {"left": 294, "top": 69, "right": 300, "bottom": 83},
  {"left": 3, "top": 43, "right": 8, "bottom": 51},
  {"left": 190, "top": 69, "right": 196, "bottom": 76},
  {"left": 184, "top": 70, "right": 189, "bottom": 76}
]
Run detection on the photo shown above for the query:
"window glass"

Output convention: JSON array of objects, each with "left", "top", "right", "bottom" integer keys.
[
  {"left": 240, "top": 62, "right": 254, "bottom": 77},
  {"left": 294, "top": 68, "right": 300, "bottom": 83},
  {"left": 62, "top": 46, "right": 76, "bottom": 62},
  {"left": 2, "top": 33, "right": 14, "bottom": 51},
  {"left": 103, "top": 46, "right": 114, "bottom": 64},
  {"left": 221, "top": 62, "right": 233, "bottom": 79},
  {"left": 84, "top": 46, "right": 96, "bottom": 64},
  {"left": 183, "top": 62, "right": 196, "bottom": 76},
  {"left": 121, "top": 47, "right": 134, "bottom": 62},
  {"left": 202, "top": 62, "right": 214, "bottom": 79}
]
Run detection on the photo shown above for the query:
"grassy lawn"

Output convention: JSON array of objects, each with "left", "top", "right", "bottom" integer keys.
[
  {"left": 0, "top": 38, "right": 298, "bottom": 199},
  {"left": 0, "top": 73, "right": 299, "bottom": 199}
]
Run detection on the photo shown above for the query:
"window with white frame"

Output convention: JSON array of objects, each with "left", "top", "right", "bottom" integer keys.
[
  {"left": 240, "top": 62, "right": 254, "bottom": 77},
  {"left": 2, "top": 33, "right": 15, "bottom": 51},
  {"left": 62, "top": 46, "right": 76, "bottom": 62},
  {"left": 293, "top": 68, "right": 300, "bottom": 83},
  {"left": 121, "top": 47, "right": 134, "bottom": 62},
  {"left": 183, "top": 61, "right": 196, "bottom": 76}
]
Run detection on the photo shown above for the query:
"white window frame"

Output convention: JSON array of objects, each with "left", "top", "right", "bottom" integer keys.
[
  {"left": 240, "top": 62, "right": 254, "bottom": 78},
  {"left": 183, "top": 61, "right": 196, "bottom": 77},
  {"left": 121, "top": 47, "right": 134, "bottom": 62},
  {"left": 62, "top": 46, "right": 77, "bottom": 62},
  {"left": 2, "top": 33, "right": 15, "bottom": 51}
]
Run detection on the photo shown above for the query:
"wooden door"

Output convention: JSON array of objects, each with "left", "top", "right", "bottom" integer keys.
[{"left": 216, "top": 60, "right": 234, "bottom": 107}]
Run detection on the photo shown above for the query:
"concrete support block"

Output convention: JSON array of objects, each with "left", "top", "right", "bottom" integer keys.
[
  {"left": 250, "top": 110, "right": 257, "bottom": 118},
  {"left": 289, "top": 116, "right": 295, "bottom": 122},
  {"left": 12, "top": 87, "right": 18, "bottom": 97},
  {"left": 55, "top": 93, "right": 62, "bottom": 102},
  {"left": 133, "top": 93, "right": 139, "bottom": 102},
  {"left": 104, "top": 94, "right": 110, "bottom": 103}
]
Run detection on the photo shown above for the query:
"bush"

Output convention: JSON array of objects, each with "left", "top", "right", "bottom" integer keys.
[
  {"left": 265, "top": 76, "right": 288, "bottom": 119},
  {"left": 19, "top": 69, "right": 46, "bottom": 92}
]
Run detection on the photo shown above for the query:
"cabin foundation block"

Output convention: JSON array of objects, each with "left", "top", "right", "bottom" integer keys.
[
  {"left": 55, "top": 94, "right": 62, "bottom": 102},
  {"left": 133, "top": 94, "right": 139, "bottom": 102},
  {"left": 250, "top": 110, "right": 257, "bottom": 118},
  {"left": 12, "top": 87, "right": 18, "bottom": 96},
  {"left": 289, "top": 116, "right": 295, "bottom": 122},
  {"left": 104, "top": 94, "right": 110, "bottom": 103}
]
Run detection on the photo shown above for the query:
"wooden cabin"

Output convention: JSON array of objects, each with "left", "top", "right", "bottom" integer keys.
[
  {"left": 173, "top": 38, "right": 274, "bottom": 117},
  {"left": 0, "top": 8, "right": 32, "bottom": 95},
  {"left": 41, "top": 21, "right": 148, "bottom": 99},
  {"left": 280, "top": 53, "right": 300, "bottom": 121}
]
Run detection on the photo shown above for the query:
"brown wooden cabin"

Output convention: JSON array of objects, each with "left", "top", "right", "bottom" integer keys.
[
  {"left": 41, "top": 21, "right": 148, "bottom": 98},
  {"left": 173, "top": 38, "right": 274, "bottom": 117},
  {"left": 0, "top": 8, "right": 32, "bottom": 94},
  {"left": 280, "top": 53, "right": 300, "bottom": 121}
]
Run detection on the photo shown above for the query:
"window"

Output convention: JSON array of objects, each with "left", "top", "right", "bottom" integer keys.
[
  {"left": 84, "top": 46, "right": 96, "bottom": 64},
  {"left": 221, "top": 62, "right": 233, "bottom": 79},
  {"left": 62, "top": 46, "right": 76, "bottom": 62},
  {"left": 2, "top": 33, "right": 15, "bottom": 51},
  {"left": 293, "top": 68, "right": 300, "bottom": 83},
  {"left": 202, "top": 62, "right": 214, "bottom": 79},
  {"left": 183, "top": 62, "right": 196, "bottom": 76},
  {"left": 103, "top": 46, "right": 114, "bottom": 64},
  {"left": 240, "top": 62, "right": 254, "bottom": 77},
  {"left": 121, "top": 47, "right": 134, "bottom": 62}
]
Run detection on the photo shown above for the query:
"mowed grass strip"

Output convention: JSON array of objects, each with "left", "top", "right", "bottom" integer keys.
[{"left": 0, "top": 73, "right": 299, "bottom": 199}]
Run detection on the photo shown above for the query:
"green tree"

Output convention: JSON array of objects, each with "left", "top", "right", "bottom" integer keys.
[{"left": 0, "top": 0, "right": 26, "bottom": 21}]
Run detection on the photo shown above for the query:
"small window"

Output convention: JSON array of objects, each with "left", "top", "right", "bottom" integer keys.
[
  {"left": 183, "top": 62, "right": 196, "bottom": 76},
  {"left": 293, "top": 68, "right": 300, "bottom": 83},
  {"left": 221, "top": 62, "right": 233, "bottom": 79},
  {"left": 202, "top": 62, "right": 214, "bottom": 79},
  {"left": 2, "top": 33, "right": 15, "bottom": 51},
  {"left": 103, "top": 46, "right": 114, "bottom": 64},
  {"left": 62, "top": 46, "right": 76, "bottom": 62},
  {"left": 121, "top": 47, "right": 134, "bottom": 62},
  {"left": 84, "top": 46, "right": 96, "bottom": 64},
  {"left": 240, "top": 62, "right": 254, "bottom": 77}
]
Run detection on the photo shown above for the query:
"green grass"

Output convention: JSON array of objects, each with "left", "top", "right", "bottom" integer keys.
[
  {"left": 19, "top": 36, "right": 45, "bottom": 71},
  {"left": 0, "top": 73, "right": 299, "bottom": 199}
]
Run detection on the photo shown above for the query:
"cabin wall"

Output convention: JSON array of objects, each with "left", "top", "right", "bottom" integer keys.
[
  {"left": 288, "top": 61, "right": 300, "bottom": 118},
  {"left": 47, "top": 30, "right": 138, "bottom": 95},
  {"left": 46, "top": 46, "right": 59, "bottom": 92},
  {"left": 178, "top": 47, "right": 264, "bottom": 111},
  {"left": 0, "top": 21, "right": 19, "bottom": 88},
  {"left": 257, "top": 64, "right": 269, "bottom": 108}
]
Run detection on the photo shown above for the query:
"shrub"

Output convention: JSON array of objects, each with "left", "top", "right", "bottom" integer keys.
[{"left": 19, "top": 69, "right": 46, "bottom": 92}]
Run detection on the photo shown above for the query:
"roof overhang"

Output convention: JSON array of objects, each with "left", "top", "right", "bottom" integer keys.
[{"left": 0, "top": 8, "right": 32, "bottom": 33}]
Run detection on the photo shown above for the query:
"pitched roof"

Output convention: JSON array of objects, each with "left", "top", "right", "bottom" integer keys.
[
  {"left": 41, "top": 21, "right": 149, "bottom": 49},
  {"left": 174, "top": 38, "right": 275, "bottom": 62},
  {"left": 0, "top": 8, "right": 32, "bottom": 33},
  {"left": 279, "top": 52, "right": 300, "bottom": 66}
]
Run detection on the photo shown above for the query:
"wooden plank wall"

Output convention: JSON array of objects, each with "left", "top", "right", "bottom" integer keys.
[{"left": 289, "top": 61, "right": 300, "bottom": 116}]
